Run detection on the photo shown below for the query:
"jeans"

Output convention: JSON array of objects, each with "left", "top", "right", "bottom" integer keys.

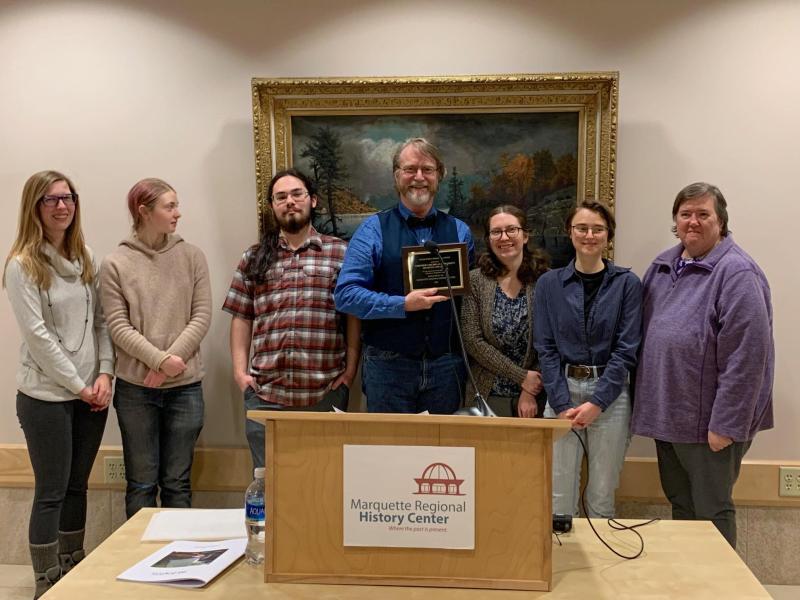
[
  {"left": 244, "top": 384, "right": 349, "bottom": 470},
  {"left": 16, "top": 392, "right": 107, "bottom": 544},
  {"left": 545, "top": 377, "right": 631, "bottom": 517},
  {"left": 113, "top": 378, "right": 204, "bottom": 518},
  {"left": 655, "top": 439, "right": 751, "bottom": 548},
  {"left": 362, "top": 345, "right": 466, "bottom": 414}
]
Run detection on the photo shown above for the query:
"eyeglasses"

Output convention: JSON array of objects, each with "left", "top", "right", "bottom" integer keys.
[
  {"left": 571, "top": 224, "right": 608, "bottom": 236},
  {"left": 272, "top": 189, "right": 309, "bottom": 204},
  {"left": 398, "top": 165, "right": 438, "bottom": 177},
  {"left": 488, "top": 226, "right": 524, "bottom": 240},
  {"left": 40, "top": 193, "right": 78, "bottom": 207}
]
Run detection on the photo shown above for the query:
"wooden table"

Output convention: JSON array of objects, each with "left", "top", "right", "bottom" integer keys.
[{"left": 44, "top": 509, "right": 770, "bottom": 599}]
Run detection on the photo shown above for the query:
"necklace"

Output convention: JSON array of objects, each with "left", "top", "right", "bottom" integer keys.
[{"left": 45, "top": 284, "right": 90, "bottom": 354}]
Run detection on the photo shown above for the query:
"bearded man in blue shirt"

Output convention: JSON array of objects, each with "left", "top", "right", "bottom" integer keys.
[{"left": 334, "top": 138, "right": 475, "bottom": 413}]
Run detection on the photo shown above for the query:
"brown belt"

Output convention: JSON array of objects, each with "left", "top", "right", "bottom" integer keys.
[{"left": 566, "top": 364, "right": 606, "bottom": 379}]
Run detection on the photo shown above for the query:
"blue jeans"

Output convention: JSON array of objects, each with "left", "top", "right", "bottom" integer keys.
[
  {"left": 16, "top": 392, "right": 107, "bottom": 544},
  {"left": 362, "top": 345, "right": 466, "bottom": 414},
  {"left": 545, "top": 377, "right": 631, "bottom": 517},
  {"left": 244, "top": 384, "right": 349, "bottom": 470},
  {"left": 113, "top": 379, "right": 204, "bottom": 518}
]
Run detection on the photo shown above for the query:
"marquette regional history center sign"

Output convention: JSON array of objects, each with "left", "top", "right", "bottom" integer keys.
[{"left": 343, "top": 445, "right": 475, "bottom": 549}]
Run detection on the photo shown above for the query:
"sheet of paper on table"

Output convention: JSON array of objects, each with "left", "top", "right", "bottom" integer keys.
[{"left": 141, "top": 509, "right": 247, "bottom": 542}]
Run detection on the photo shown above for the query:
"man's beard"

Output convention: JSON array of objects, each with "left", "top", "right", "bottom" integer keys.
[
  {"left": 277, "top": 209, "right": 311, "bottom": 234},
  {"left": 400, "top": 183, "right": 437, "bottom": 208}
]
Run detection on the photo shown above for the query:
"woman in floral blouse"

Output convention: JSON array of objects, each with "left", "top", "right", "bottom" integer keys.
[{"left": 461, "top": 205, "right": 549, "bottom": 417}]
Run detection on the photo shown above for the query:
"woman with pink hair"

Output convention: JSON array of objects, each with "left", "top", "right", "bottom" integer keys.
[{"left": 100, "top": 178, "right": 211, "bottom": 518}]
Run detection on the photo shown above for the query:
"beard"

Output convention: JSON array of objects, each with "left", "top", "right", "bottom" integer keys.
[
  {"left": 398, "top": 182, "right": 438, "bottom": 209},
  {"left": 276, "top": 208, "right": 311, "bottom": 234}
]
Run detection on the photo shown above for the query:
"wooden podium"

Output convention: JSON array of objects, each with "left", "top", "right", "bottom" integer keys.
[{"left": 247, "top": 411, "right": 570, "bottom": 591}]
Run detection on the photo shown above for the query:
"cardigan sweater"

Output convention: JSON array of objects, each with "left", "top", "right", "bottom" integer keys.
[
  {"left": 6, "top": 244, "right": 114, "bottom": 401},
  {"left": 100, "top": 233, "right": 211, "bottom": 388},
  {"left": 461, "top": 268, "right": 538, "bottom": 401}
]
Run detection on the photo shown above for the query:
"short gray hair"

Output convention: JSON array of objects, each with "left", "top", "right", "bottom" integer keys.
[{"left": 671, "top": 182, "right": 729, "bottom": 237}]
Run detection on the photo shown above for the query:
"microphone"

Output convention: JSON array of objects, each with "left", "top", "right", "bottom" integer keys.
[
  {"left": 423, "top": 239, "right": 440, "bottom": 254},
  {"left": 424, "top": 239, "right": 495, "bottom": 417}
]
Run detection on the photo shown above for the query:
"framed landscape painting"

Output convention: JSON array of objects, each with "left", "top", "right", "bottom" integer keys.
[{"left": 251, "top": 73, "right": 618, "bottom": 266}]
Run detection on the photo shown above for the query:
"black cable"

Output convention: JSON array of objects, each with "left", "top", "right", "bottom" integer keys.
[
  {"left": 445, "top": 285, "right": 466, "bottom": 403},
  {"left": 570, "top": 428, "right": 659, "bottom": 560},
  {"left": 421, "top": 242, "right": 466, "bottom": 406},
  {"left": 430, "top": 244, "right": 482, "bottom": 401},
  {"left": 424, "top": 240, "right": 491, "bottom": 415}
]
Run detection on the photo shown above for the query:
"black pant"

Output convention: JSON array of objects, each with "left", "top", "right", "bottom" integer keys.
[
  {"left": 655, "top": 439, "right": 751, "bottom": 548},
  {"left": 16, "top": 392, "right": 107, "bottom": 544}
]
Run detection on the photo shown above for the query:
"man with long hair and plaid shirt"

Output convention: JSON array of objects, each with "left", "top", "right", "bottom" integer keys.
[{"left": 223, "top": 168, "right": 360, "bottom": 469}]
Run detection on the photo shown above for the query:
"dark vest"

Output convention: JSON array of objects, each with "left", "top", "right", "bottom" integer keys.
[{"left": 362, "top": 206, "right": 462, "bottom": 357}]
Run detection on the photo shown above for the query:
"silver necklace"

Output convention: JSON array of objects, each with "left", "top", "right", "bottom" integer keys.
[{"left": 45, "top": 284, "right": 90, "bottom": 354}]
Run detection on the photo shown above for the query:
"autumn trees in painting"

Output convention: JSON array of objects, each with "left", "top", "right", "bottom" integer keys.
[{"left": 293, "top": 112, "right": 580, "bottom": 265}]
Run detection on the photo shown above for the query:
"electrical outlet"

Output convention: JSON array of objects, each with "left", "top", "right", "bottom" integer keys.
[
  {"left": 779, "top": 466, "right": 800, "bottom": 497},
  {"left": 104, "top": 456, "right": 126, "bottom": 484}
]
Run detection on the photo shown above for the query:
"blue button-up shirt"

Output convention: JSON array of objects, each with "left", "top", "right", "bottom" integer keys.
[
  {"left": 334, "top": 204, "right": 475, "bottom": 320},
  {"left": 532, "top": 259, "right": 642, "bottom": 413}
]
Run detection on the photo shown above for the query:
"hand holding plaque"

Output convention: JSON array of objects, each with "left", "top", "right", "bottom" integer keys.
[{"left": 401, "top": 242, "right": 470, "bottom": 296}]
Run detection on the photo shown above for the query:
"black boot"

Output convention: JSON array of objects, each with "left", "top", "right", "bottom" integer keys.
[
  {"left": 30, "top": 541, "right": 61, "bottom": 599},
  {"left": 58, "top": 529, "right": 86, "bottom": 573}
]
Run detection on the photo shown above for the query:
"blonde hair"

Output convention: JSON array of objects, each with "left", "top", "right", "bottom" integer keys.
[{"left": 3, "top": 170, "right": 93, "bottom": 289}]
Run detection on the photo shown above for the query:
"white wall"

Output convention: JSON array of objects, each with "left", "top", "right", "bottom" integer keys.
[{"left": 0, "top": 0, "right": 796, "bottom": 458}]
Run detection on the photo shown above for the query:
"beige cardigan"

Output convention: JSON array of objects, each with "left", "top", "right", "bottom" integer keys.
[
  {"left": 100, "top": 233, "right": 211, "bottom": 388},
  {"left": 461, "top": 268, "right": 538, "bottom": 401}
]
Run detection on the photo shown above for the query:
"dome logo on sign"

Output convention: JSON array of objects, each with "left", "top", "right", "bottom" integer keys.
[{"left": 413, "top": 462, "right": 465, "bottom": 496}]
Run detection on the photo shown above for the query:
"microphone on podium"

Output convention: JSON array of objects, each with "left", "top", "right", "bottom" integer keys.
[{"left": 423, "top": 240, "right": 496, "bottom": 417}]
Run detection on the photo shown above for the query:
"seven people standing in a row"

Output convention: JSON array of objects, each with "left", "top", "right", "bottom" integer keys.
[{"left": 4, "top": 140, "right": 774, "bottom": 597}]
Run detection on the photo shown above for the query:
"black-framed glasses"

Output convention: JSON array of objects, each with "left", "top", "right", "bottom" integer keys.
[
  {"left": 272, "top": 189, "right": 309, "bottom": 204},
  {"left": 571, "top": 224, "right": 608, "bottom": 236},
  {"left": 488, "top": 226, "right": 524, "bottom": 240},
  {"left": 40, "top": 193, "right": 78, "bottom": 207}
]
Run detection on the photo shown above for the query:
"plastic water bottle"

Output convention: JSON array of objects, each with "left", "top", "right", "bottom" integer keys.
[{"left": 245, "top": 467, "right": 265, "bottom": 566}]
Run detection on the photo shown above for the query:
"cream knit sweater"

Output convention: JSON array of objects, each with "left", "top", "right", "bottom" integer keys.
[{"left": 100, "top": 233, "right": 211, "bottom": 388}]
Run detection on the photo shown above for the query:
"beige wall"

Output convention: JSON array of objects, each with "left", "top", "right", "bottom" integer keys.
[{"left": 0, "top": 0, "right": 796, "bottom": 458}]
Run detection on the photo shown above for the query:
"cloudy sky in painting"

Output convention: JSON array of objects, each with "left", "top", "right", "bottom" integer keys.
[{"left": 291, "top": 112, "right": 578, "bottom": 209}]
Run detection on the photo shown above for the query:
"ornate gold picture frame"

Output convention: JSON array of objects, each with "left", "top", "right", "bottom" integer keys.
[{"left": 251, "top": 73, "right": 618, "bottom": 265}]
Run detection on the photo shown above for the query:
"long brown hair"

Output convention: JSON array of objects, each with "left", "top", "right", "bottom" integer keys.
[
  {"left": 3, "top": 170, "right": 93, "bottom": 289},
  {"left": 477, "top": 205, "right": 549, "bottom": 285},
  {"left": 245, "top": 168, "right": 318, "bottom": 283}
]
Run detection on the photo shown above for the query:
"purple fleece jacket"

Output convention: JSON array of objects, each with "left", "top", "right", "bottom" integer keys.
[{"left": 632, "top": 236, "right": 774, "bottom": 443}]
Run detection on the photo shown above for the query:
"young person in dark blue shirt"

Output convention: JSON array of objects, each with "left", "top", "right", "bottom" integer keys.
[{"left": 533, "top": 201, "right": 642, "bottom": 518}]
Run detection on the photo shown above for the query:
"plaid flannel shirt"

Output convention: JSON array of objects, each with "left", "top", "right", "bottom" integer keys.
[{"left": 223, "top": 229, "right": 348, "bottom": 407}]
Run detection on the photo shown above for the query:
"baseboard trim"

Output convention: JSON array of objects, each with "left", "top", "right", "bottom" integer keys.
[
  {"left": 0, "top": 444, "right": 252, "bottom": 491},
  {"left": 2, "top": 444, "right": 799, "bottom": 505}
]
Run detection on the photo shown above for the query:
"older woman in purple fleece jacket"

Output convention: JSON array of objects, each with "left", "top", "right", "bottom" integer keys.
[{"left": 632, "top": 182, "right": 774, "bottom": 548}]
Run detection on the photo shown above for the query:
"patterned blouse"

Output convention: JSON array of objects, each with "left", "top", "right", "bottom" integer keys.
[{"left": 489, "top": 284, "right": 529, "bottom": 397}]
